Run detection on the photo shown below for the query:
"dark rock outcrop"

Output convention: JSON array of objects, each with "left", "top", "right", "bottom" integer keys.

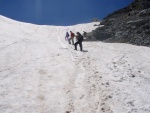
[
  {"left": 92, "top": 18, "right": 101, "bottom": 22},
  {"left": 89, "top": 0, "right": 150, "bottom": 47}
]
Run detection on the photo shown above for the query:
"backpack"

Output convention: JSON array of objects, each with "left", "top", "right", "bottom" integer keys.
[
  {"left": 79, "top": 35, "right": 83, "bottom": 41},
  {"left": 71, "top": 33, "right": 75, "bottom": 37}
]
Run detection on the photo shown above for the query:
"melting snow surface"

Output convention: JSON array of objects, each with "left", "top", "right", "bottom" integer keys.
[{"left": 0, "top": 15, "right": 150, "bottom": 113}]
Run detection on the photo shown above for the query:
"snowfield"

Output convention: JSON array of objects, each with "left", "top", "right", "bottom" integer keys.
[{"left": 0, "top": 15, "right": 150, "bottom": 113}]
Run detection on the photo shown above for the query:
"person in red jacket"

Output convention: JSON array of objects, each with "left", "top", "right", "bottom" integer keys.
[{"left": 68, "top": 31, "right": 75, "bottom": 45}]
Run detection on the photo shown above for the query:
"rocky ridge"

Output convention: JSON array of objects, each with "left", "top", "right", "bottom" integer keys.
[{"left": 88, "top": 0, "right": 150, "bottom": 47}]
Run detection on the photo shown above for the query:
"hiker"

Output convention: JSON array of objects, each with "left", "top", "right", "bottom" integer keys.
[
  {"left": 65, "top": 32, "right": 69, "bottom": 40},
  {"left": 83, "top": 31, "right": 87, "bottom": 37},
  {"left": 83, "top": 31, "right": 87, "bottom": 40},
  {"left": 74, "top": 32, "right": 83, "bottom": 51},
  {"left": 68, "top": 31, "right": 75, "bottom": 45}
]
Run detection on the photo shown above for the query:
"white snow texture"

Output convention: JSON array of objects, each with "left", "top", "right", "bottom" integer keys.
[{"left": 0, "top": 15, "right": 150, "bottom": 113}]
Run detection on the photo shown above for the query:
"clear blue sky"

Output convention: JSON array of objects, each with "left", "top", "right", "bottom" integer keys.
[{"left": 0, "top": 0, "right": 133, "bottom": 26}]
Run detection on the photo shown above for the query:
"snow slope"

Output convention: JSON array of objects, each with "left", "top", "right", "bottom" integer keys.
[{"left": 0, "top": 15, "right": 150, "bottom": 113}]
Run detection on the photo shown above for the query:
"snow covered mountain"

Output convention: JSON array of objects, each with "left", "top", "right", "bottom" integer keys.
[{"left": 0, "top": 15, "right": 150, "bottom": 113}]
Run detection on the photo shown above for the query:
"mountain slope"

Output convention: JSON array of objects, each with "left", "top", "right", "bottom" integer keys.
[
  {"left": 0, "top": 15, "right": 150, "bottom": 113},
  {"left": 91, "top": 0, "right": 150, "bottom": 47}
]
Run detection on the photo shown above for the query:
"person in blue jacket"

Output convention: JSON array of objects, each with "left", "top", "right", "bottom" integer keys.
[{"left": 65, "top": 32, "right": 69, "bottom": 40}]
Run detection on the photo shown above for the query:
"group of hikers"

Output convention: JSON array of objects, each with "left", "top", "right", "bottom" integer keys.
[{"left": 65, "top": 31, "right": 87, "bottom": 52}]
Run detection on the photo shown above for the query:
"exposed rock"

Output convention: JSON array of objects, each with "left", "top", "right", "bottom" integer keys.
[
  {"left": 87, "top": 0, "right": 150, "bottom": 47},
  {"left": 92, "top": 18, "right": 100, "bottom": 22}
]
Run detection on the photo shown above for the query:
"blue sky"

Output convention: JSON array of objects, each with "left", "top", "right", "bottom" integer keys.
[{"left": 0, "top": 0, "right": 133, "bottom": 26}]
